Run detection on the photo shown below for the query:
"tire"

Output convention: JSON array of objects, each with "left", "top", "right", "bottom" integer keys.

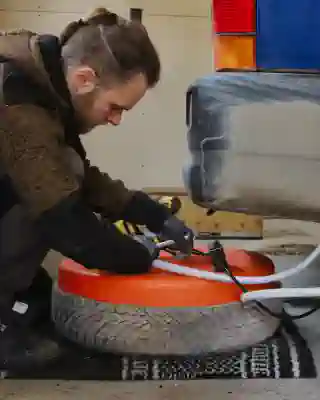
[{"left": 52, "top": 284, "right": 282, "bottom": 355}]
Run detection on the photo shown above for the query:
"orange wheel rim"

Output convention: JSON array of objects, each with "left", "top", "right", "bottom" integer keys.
[{"left": 58, "top": 247, "right": 279, "bottom": 307}]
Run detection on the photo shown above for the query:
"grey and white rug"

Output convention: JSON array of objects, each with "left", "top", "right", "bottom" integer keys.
[{"left": 1, "top": 316, "right": 316, "bottom": 380}]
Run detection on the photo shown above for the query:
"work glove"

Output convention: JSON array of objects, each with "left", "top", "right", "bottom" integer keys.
[
  {"left": 160, "top": 215, "right": 194, "bottom": 256},
  {"left": 132, "top": 235, "right": 159, "bottom": 261}
]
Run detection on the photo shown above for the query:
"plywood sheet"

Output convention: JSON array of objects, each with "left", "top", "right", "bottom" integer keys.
[{"left": 144, "top": 186, "right": 263, "bottom": 236}]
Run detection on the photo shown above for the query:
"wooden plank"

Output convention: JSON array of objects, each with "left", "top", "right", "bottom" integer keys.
[
  {"left": 0, "top": 11, "right": 82, "bottom": 33},
  {"left": 144, "top": 186, "right": 187, "bottom": 196},
  {"left": 144, "top": 186, "right": 263, "bottom": 237},
  {"left": 0, "top": 1, "right": 126, "bottom": 15},
  {"left": 0, "top": 0, "right": 210, "bottom": 17}
]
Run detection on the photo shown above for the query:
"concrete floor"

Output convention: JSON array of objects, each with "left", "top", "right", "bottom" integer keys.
[
  {"left": 2, "top": 219, "right": 320, "bottom": 399},
  {"left": 1, "top": 379, "right": 320, "bottom": 400}
]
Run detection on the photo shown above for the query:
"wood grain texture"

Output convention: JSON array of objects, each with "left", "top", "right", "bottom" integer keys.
[{"left": 143, "top": 187, "right": 263, "bottom": 236}]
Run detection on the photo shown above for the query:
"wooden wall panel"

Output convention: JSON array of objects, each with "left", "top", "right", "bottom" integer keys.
[{"left": 144, "top": 187, "right": 263, "bottom": 237}]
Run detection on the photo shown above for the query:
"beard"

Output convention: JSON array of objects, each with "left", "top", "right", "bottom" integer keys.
[{"left": 70, "top": 90, "right": 98, "bottom": 134}]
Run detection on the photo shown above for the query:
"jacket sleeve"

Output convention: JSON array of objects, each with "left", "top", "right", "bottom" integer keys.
[
  {"left": 0, "top": 104, "right": 154, "bottom": 273},
  {"left": 82, "top": 162, "right": 134, "bottom": 219},
  {"left": 83, "top": 162, "right": 171, "bottom": 233}
]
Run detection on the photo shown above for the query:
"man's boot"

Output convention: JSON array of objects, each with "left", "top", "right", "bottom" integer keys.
[
  {"left": 0, "top": 304, "right": 62, "bottom": 371},
  {"left": 15, "top": 266, "right": 53, "bottom": 328}
]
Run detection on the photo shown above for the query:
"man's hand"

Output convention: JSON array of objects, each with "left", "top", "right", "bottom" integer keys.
[
  {"left": 132, "top": 235, "right": 159, "bottom": 261},
  {"left": 117, "top": 191, "right": 194, "bottom": 256},
  {"left": 160, "top": 216, "right": 194, "bottom": 256}
]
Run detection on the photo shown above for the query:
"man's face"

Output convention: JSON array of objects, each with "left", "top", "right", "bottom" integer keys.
[
  {"left": 91, "top": 74, "right": 148, "bottom": 127},
  {"left": 67, "top": 67, "right": 148, "bottom": 132}
]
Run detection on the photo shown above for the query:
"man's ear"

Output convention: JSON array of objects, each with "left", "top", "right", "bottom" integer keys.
[{"left": 72, "top": 66, "right": 97, "bottom": 94}]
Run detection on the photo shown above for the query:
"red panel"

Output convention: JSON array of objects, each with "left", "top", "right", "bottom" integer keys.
[{"left": 213, "top": 0, "right": 255, "bottom": 33}]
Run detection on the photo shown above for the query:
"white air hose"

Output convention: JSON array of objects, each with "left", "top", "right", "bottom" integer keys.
[
  {"left": 241, "top": 288, "right": 320, "bottom": 303},
  {"left": 152, "top": 245, "right": 320, "bottom": 285}
]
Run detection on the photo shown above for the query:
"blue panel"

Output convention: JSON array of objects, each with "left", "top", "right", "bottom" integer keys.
[{"left": 256, "top": 0, "right": 320, "bottom": 69}]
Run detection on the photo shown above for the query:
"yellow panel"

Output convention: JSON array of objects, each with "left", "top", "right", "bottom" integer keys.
[{"left": 214, "top": 35, "right": 256, "bottom": 70}]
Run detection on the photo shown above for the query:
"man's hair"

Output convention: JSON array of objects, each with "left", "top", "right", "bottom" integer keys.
[{"left": 60, "top": 8, "right": 160, "bottom": 88}]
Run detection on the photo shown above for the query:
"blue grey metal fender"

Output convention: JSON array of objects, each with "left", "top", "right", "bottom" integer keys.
[{"left": 183, "top": 72, "right": 320, "bottom": 221}]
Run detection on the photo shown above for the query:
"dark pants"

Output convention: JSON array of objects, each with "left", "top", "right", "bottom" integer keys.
[{"left": 0, "top": 205, "right": 49, "bottom": 308}]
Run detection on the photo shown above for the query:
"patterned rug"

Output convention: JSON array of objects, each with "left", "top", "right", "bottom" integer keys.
[{"left": 2, "top": 317, "right": 316, "bottom": 380}]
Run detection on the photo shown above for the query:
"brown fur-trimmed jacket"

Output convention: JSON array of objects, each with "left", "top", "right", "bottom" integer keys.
[{"left": 0, "top": 31, "right": 169, "bottom": 272}]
